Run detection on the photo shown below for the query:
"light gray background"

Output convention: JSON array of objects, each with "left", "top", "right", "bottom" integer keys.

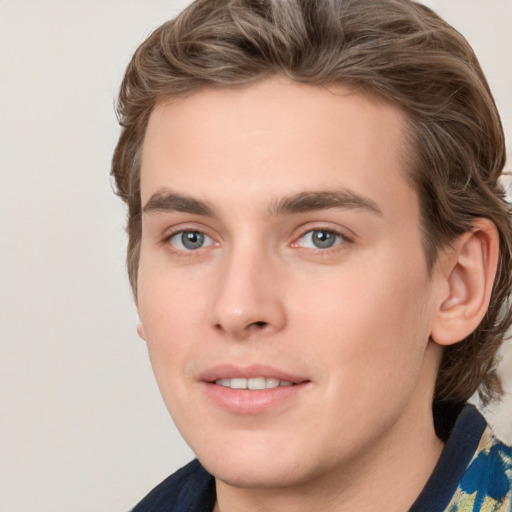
[{"left": 0, "top": 1, "right": 511, "bottom": 511}]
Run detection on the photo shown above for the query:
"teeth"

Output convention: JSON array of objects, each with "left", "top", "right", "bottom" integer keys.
[
  {"left": 214, "top": 377, "right": 294, "bottom": 389},
  {"left": 248, "top": 377, "right": 266, "bottom": 390},
  {"left": 266, "top": 378, "right": 279, "bottom": 388},
  {"left": 230, "top": 378, "right": 247, "bottom": 389}
]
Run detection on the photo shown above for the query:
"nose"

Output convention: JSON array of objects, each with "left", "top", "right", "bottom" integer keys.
[{"left": 209, "top": 246, "right": 287, "bottom": 340}]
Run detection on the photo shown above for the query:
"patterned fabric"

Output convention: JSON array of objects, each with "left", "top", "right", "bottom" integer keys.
[{"left": 445, "top": 429, "right": 512, "bottom": 512}]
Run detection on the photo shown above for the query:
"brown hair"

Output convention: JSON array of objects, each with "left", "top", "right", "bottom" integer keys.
[{"left": 112, "top": 0, "right": 512, "bottom": 405}]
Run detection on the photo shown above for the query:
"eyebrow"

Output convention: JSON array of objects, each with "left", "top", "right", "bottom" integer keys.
[
  {"left": 143, "top": 191, "right": 214, "bottom": 216},
  {"left": 142, "top": 188, "right": 382, "bottom": 217},
  {"left": 269, "top": 189, "right": 382, "bottom": 216}
]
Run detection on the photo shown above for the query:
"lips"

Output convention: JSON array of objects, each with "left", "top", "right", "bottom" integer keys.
[{"left": 199, "top": 364, "right": 310, "bottom": 414}]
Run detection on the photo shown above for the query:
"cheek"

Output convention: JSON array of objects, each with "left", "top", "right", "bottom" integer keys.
[
  {"left": 136, "top": 272, "right": 207, "bottom": 422},
  {"left": 293, "top": 252, "right": 433, "bottom": 383},
  {"left": 138, "top": 248, "right": 209, "bottom": 329},
  {"left": 136, "top": 262, "right": 209, "bottom": 374}
]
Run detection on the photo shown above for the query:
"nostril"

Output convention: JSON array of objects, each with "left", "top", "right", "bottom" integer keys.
[{"left": 251, "top": 321, "right": 268, "bottom": 328}]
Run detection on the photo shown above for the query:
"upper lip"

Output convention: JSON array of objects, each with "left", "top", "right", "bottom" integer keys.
[{"left": 199, "top": 364, "right": 309, "bottom": 384}]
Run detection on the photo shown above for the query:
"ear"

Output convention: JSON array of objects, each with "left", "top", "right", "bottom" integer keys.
[
  {"left": 430, "top": 218, "right": 499, "bottom": 346},
  {"left": 135, "top": 307, "right": 147, "bottom": 341},
  {"left": 137, "top": 323, "right": 147, "bottom": 341}
]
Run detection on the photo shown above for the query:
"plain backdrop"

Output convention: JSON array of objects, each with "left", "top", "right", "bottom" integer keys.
[{"left": 0, "top": 1, "right": 511, "bottom": 511}]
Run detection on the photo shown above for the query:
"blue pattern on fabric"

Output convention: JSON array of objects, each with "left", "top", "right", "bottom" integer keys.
[
  {"left": 446, "top": 429, "right": 512, "bottom": 512},
  {"left": 459, "top": 442, "right": 511, "bottom": 511}
]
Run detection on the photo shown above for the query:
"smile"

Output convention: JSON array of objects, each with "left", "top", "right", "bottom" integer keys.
[{"left": 214, "top": 377, "right": 295, "bottom": 389}]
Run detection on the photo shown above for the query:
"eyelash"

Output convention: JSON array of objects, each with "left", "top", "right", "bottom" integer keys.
[
  {"left": 164, "top": 229, "right": 217, "bottom": 252},
  {"left": 292, "top": 228, "right": 353, "bottom": 252}
]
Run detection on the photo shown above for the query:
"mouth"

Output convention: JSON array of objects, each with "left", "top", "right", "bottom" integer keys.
[
  {"left": 200, "top": 364, "right": 310, "bottom": 414},
  {"left": 200, "top": 363, "right": 307, "bottom": 388},
  {"left": 214, "top": 377, "right": 295, "bottom": 390}
]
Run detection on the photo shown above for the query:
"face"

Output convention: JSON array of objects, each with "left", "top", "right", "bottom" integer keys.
[{"left": 137, "top": 77, "right": 446, "bottom": 490}]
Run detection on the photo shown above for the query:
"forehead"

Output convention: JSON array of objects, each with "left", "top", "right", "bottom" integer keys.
[{"left": 140, "top": 76, "right": 416, "bottom": 219}]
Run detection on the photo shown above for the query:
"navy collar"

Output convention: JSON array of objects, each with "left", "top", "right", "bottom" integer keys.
[{"left": 410, "top": 404, "right": 487, "bottom": 512}]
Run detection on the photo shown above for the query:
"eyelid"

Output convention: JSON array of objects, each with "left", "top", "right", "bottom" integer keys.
[
  {"left": 162, "top": 224, "right": 220, "bottom": 252},
  {"left": 170, "top": 231, "right": 216, "bottom": 250},
  {"left": 290, "top": 223, "right": 355, "bottom": 248},
  {"left": 293, "top": 229, "right": 349, "bottom": 250}
]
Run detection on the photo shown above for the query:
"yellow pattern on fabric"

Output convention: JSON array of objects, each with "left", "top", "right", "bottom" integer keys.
[{"left": 443, "top": 428, "right": 512, "bottom": 512}]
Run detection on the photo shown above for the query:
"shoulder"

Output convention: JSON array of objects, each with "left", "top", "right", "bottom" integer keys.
[
  {"left": 130, "top": 459, "right": 215, "bottom": 512},
  {"left": 412, "top": 404, "right": 512, "bottom": 512},
  {"left": 450, "top": 426, "right": 512, "bottom": 511}
]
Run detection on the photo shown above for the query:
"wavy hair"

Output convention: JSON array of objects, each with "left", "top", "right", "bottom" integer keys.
[{"left": 112, "top": 0, "right": 512, "bottom": 405}]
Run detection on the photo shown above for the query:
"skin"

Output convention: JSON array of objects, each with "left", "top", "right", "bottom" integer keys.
[{"left": 136, "top": 76, "right": 456, "bottom": 512}]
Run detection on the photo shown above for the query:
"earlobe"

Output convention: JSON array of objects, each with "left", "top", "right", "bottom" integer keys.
[
  {"left": 431, "top": 218, "right": 499, "bottom": 347},
  {"left": 137, "top": 323, "right": 147, "bottom": 341},
  {"left": 135, "top": 307, "right": 147, "bottom": 341}
]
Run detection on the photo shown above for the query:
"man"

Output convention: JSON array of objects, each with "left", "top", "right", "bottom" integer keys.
[{"left": 112, "top": 0, "right": 512, "bottom": 510}]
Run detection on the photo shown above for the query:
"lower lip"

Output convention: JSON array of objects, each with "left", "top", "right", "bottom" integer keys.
[{"left": 202, "top": 382, "right": 310, "bottom": 415}]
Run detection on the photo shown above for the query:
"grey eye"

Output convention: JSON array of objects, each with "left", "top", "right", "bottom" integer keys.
[
  {"left": 299, "top": 230, "right": 342, "bottom": 249},
  {"left": 169, "top": 231, "right": 214, "bottom": 250},
  {"left": 181, "top": 231, "right": 204, "bottom": 249},
  {"left": 311, "top": 231, "right": 337, "bottom": 248}
]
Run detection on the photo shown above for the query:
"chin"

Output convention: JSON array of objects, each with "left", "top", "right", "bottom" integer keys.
[
  {"left": 200, "top": 454, "right": 311, "bottom": 489},
  {"left": 191, "top": 430, "right": 341, "bottom": 492}
]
